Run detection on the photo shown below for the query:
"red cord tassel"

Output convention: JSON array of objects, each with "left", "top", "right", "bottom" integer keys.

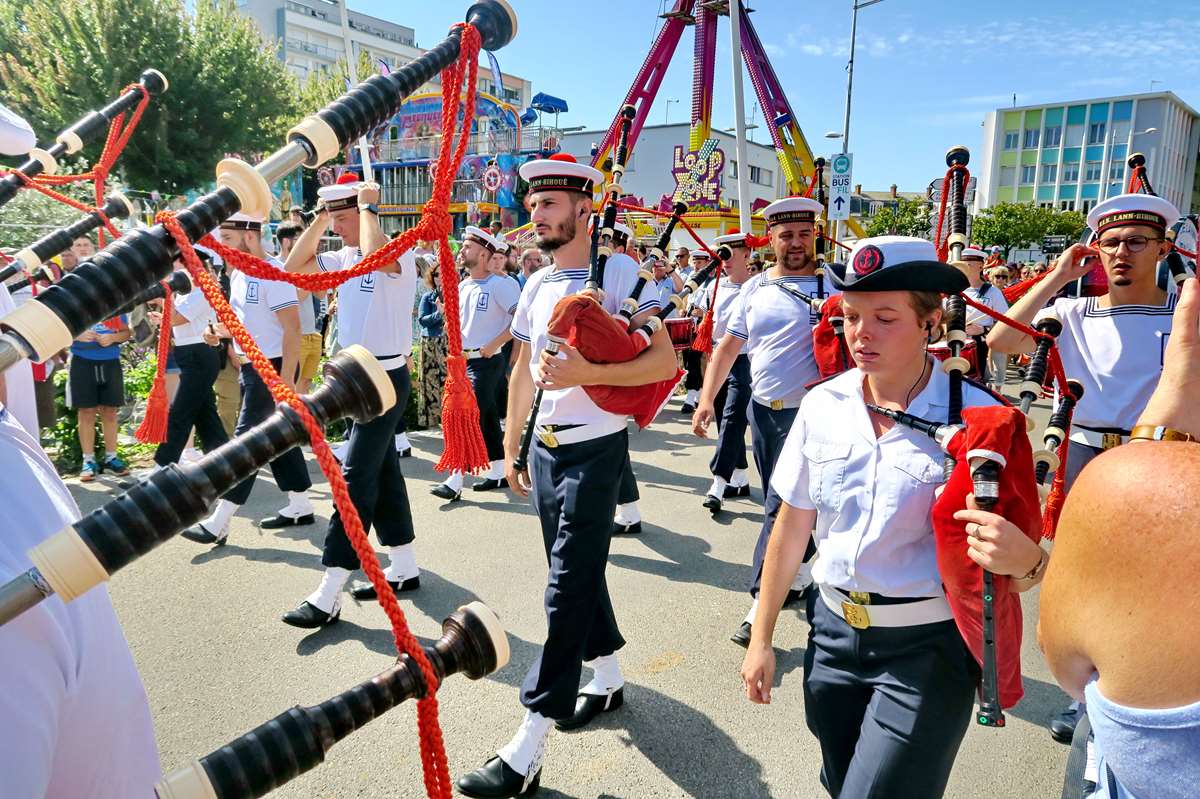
[
  {"left": 692, "top": 312, "right": 715, "bottom": 353},
  {"left": 1039, "top": 435, "right": 1071, "bottom": 540},
  {"left": 135, "top": 285, "right": 173, "bottom": 443},
  {"left": 435, "top": 354, "right": 489, "bottom": 474}
]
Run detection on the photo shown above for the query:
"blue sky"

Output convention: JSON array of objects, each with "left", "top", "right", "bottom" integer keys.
[{"left": 367, "top": 0, "right": 1200, "bottom": 191}]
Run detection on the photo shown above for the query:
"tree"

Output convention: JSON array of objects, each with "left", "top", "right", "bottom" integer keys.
[
  {"left": 970, "top": 202, "right": 1087, "bottom": 257},
  {"left": 863, "top": 197, "right": 931, "bottom": 238},
  {"left": 0, "top": 184, "right": 97, "bottom": 251},
  {"left": 0, "top": 0, "right": 300, "bottom": 193}
]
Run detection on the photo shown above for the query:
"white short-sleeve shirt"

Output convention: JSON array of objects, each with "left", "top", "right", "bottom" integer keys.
[
  {"left": 696, "top": 277, "right": 745, "bottom": 342},
  {"left": 229, "top": 256, "right": 297, "bottom": 359},
  {"left": 172, "top": 281, "right": 217, "bottom": 346},
  {"left": 961, "top": 283, "right": 1010, "bottom": 331},
  {"left": 459, "top": 273, "right": 521, "bottom": 350},
  {"left": 771, "top": 365, "right": 1000, "bottom": 597},
  {"left": 318, "top": 246, "right": 418, "bottom": 361},
  {"left": 727, "top": 272, "right": 839, "bottom": 407},
  {"left": 511, "top": 252, "right": 660, "bottom": 427},
  {"left": 0, "top": 410, "right": 160, "bottom": 797},
  {"left": 1035, "top": 294, "right": 1175, "bottom": 431}
]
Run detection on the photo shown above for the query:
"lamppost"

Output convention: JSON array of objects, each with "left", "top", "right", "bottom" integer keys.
[
  {"left": 833, "top": 0, "right": 885, "bottom": 244},
  {"left": 665, "top": 98, "right": 679, "bottom": 125}
]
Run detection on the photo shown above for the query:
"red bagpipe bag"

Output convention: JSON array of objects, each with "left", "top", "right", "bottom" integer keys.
[
  {"left": 931, "top": 405, "right": 1042, "bottom": 709},
  {"left": 546, "top": 294, "right": 683, "bottom": 428},
  {"left": 812, "top": 294, "right": 853, "bottom": 379}
]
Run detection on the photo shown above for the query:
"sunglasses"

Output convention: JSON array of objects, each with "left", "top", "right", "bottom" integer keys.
[{"left": 1094, "top": 235, "right": 1162, "bottom": 254}]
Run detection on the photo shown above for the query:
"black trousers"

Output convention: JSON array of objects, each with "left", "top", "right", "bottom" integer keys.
[
  {"left": 804, "top": 597, "right": 977, "bottom": 798},
  {"left": 682, "top": 347, "right": 703, "bottom": 392},
  {"left": 710, "top": 353, "right": 750, "bottom": 480},
  {"left": 467, "top": 353, "right": 506, "bottom": 462},
  {"left": 748, "top": 400, "right": 809, "bottom": 595},
  {"left": 522, "top": 430, "right": 627, "bottom": 719},
  {"left": 154, "top": 343, "right": 226, "bottom": 467},
  {"left": 322, "top": 366, "right": 415, "bottom": 570},
  {"left": 224, "top": 357, "right": 311, "bottom": 506},
  {"left": 617, "top": 450, "right": 640, "bottom": 505}
]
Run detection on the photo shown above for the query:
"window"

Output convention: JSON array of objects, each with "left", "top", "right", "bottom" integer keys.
[
  {"left": 1085, "top": 161, "right": 1103, "bottom": 181},
  {"left": 1020, "top": 165, "right": 1036, "bottom": 184},
  {"left": 1109, "top": 162, "right": 1124, "bottom": 181},
  {"left": 999, "top": 165, "right": 1016, "bottom": 186},
  {"left": 1042, "top": 164, "right": 1057, "bottom": 183},
  {"left": 1060, "top": 200, "right": 1076, "bottom": 211},
  {"left": 1023, "top": 128, "right": 1040, "bottom": 148},
  {"left": 1062, "top": 162, "right": 1080, "bottom": 182},
  {"left": 1003, "top": 130, "right": 1019, "bottom": 149},
  {"left": 1065, "top": 124, "right": 1085, "bottom": 146},
  {"left": 1038, "top": 201, "right": 1054, "bottom": 209},
  {"left": 729, "top": 160, "right": 737, "bottom": 178},
  {"left": 1081, "top": 199, "right": 1096, "bottom": 213},
  {"left": 1043, "top": 125, "right": 1062, "bottom": 147},
  {"left": 1087, "top": 121, "right": 1106, "bottom": 145},
  {"left": 749, "top": 165, "right": 773, "bottom": 186}
]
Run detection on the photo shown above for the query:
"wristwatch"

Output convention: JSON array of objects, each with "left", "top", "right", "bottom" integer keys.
[
  {"left": 1129, "top": 424, "right": 1196, "bottom": 443},
  {"left": 358, "top": 203, "right": 380, "bottom": 215}
]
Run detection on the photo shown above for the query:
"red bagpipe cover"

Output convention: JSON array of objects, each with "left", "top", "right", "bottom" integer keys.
[
  {"left": 546, "top": 294, "right": 684, "bottom": 428},
  {"left": 931, "top": 405, "right": 1042, "bottom": 709},
  {"left": 812, "top": 294, "right": 853, "bottom": 380}
]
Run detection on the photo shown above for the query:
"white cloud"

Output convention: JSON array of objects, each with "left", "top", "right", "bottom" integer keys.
[
  {"left": 763, "top": 42, "right": 785, "bottom": 57},
  {"left": 800, "top": 43, "right": 827, "bottom": 57}
]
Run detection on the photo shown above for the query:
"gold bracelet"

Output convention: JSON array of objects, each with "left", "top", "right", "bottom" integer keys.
[
  {"left": 1129, "top": 424, "right": 1197, "bottom": 443},
  {"left": 1018, "top": 548, "right": 1048, "bottom": 582}
]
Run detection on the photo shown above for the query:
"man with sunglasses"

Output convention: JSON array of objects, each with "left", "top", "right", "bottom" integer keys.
[{"left": 989, "top": 192, "right": 1179, "bottom": 751}]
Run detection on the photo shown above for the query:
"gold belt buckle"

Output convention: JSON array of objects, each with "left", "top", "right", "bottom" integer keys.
[
  {"left": 841, "top": 601, "right": 871, "bottom": 629},
  {"left": 770, "top": 399, "right": 784, "bottom": 411},
  {"left": 1102, "top": 433, "right": 1123, "bottom": 450},
  {"left": 848, "top": 591, "right": 872, "bottom": 605},
  {"left": 536, "top": 428, "right": 559, "bottom": 448}
]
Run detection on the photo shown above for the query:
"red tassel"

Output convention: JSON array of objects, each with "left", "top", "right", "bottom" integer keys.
[
  {"left": 434, "top": 354, "right": 489, "bottom": 474},
  {"left": 1039, "top": 437, "right": 1071, "bottom": 540},
  {"left": 692, "top": 311, "right": 715, "bottom": 353},
  {"left": 134, "top": 285, "right": 173, "bottom": 444}
]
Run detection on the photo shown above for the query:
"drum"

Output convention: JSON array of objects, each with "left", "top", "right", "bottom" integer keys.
[
  {"left": 665, "top": 318, "right": 696, "bottom": 351},
  {"left": 928, "top": 338, "right": 980, "bottom": 378}
]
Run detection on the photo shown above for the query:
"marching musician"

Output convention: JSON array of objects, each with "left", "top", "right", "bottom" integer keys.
[
  {"left": 989, "top": 191, "right": 1180, "bottom": 746},
  {"left": 456, "top": 155, "right": 673, "bottom": 798},
  {"left": 181, "top": 211, "right": 314, "bottom": 545},
  {"left": 678, "top": 248, "right": 710, "bottom": 413},
  {"left": 694, "top": 230, "right": 754, "bottom": 512},
  {"left": 692, "top": 196, "right": 832, "bottom": 648},
  {"left": 431, "top": 225, "right": 520, "bottom": 500},
  {"left": 741, "top": 236, "right": 1046, "bottom": 798},
  {"left": 955, "top": 246, "right": 1010, "bottom": 392},
  {"left": 280, "top": 178, "right": 421, "bottom": 628}
]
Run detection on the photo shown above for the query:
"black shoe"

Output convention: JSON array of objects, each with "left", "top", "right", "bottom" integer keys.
[
  {"left": 702, "top": 494, "right": 722, "bottom": 512},
  {"left": 457, "top": 755, "right": 540, "bottom": 798},
  {"left": 397, "top": 447, "right": 412, "bottom": 458},
  {"left": 556, "top": 687, "right": 624, "bottom": 731},
  {"left": 1050, "top": 703, "right": 1083, "bottom": 744},
  {"left": 180, "top": 523, "right": 226, "bottom": 547},
  {"left": 281, "top": 601, "right": 340, "bottom": 629},
  {"left": 680, "top": 402, "right": 696, "bottom": 414},
  {"left": 260, "top": 513, "right": 315, "bottom": 529},
  {"left": 472, "top": 477, "right": 509, "bottom": 492},
  {"left": 431, "top": 483, "right": 462, "bottom": 502},
  {"left": 612, "top": 521, "right": 642, "bottom": 535},
  {"left": 723, "top": 484, "right": 751, "bottom": 498},
  {"left": 349, "top": 576, "right": 420, "bottom": 600},
  {"left": 731, "top": 621, "right": 752, "bottom": 648}
]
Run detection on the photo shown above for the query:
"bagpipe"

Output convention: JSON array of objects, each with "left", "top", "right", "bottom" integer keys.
[
  {"left": 155, "top": 601, "right": 509, "bottom": 799},
  {"left": 113, "top": 269, "right": 193, "bottom": 318},
  {"left": 0, "top": 345, "right": 392, "bottom": 627},
  {"left": 0, "top": 193, "right": 135, "bottom": 283}
]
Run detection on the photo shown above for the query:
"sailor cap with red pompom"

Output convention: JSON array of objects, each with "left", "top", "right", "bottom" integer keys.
[
  {"left": 762, "top": 197, "right": 823, "bottom": 227},
  {"left": 830, "top": 235, "right": 968, "bottom": 294},
  {"left": 1087, "top": 192, "right": 1179, "bottom": 236},
  {"left": 519, "top": 152, "right": 603, "bottom": 196},
  {"left": 317, "top": 172, "right": 364, "bottom": 212},
  {"left": 715, "top": 227, "right": 749, "bottom": 248}
]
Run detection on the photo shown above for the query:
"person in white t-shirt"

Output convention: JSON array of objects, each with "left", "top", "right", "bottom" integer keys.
[
  {"left": 181, "top": 212, "right": 313, "bottom": 546},
  {"left": 279, "top": 178, "right": 421, "bottom": 627}
]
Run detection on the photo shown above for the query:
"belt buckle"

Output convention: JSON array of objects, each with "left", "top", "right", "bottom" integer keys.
[
  {"left": 841, "top": 601, "right": 871, "bottom": 629},
  {"left": 770, "top": 399, "right": 784, "bottom": 411},
  {"left": 848, "top": 591, "right": 872, "bottom": 605},
  {"left": 536, "top": 428, "right": 559, "bottom": 448},
  {"left": 1102, "top": 433, "right": 1123, "bottom": 450}
]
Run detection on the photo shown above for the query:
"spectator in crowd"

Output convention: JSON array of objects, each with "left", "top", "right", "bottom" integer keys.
[
  {"left": 488, "top": 219, "right": 504, "bottom": 238},
  {"left": 518, "top": 247, "right": 545, "bottom": 287},
  {"left": 416, "top": 256, "right": 447, "bottom": 428},
  {"left": 70, "top": 234, "right": 95, "bottom": 264},
  {"left": 69, "top": 308, "right": 132, "bottom": 481}
]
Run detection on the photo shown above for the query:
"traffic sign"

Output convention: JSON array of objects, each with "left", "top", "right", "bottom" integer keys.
[
  {"left": 926, "top": 177, "right": 977, "bottom": 204},
  {"left": 828, "top": 152, "right": 852, "bottom": 221},
  {"left": 1041, "top": 235, "right": 1068, "bottom": 255}
]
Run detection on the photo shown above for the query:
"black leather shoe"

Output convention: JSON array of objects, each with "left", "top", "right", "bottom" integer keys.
[
  {"left": 431, "top": 483, "right": 462, "bottom": 502},
  {"left": 349, "top": 576, "right": 420, "bottom": 600},
  {"left": 731, "top": 621, "right": 752, "bottom": 648},
  {"left": 472, "top": 477, "right": 509, "bottom": 492},
  {"left": 260, "top": 513, "right": 314, "bottom": 529},
  {"left": 397, "top": 447, "right": 412, "bottom": 458},
  {"left": 180, "top": 524, "right": 226, "bottom": 547},
  {"left": 723, "top": 484, "right": 751, "bottom": 498},
  {"left": 556, "top": 687, "right": 624, "bottom": 731},
  {"left": 1050, "top": 703, "right": 1082, "bottom": 744},
  {"left": 281, "top": 601, "right": 340, "bottom": 629},
  {"left": 680, "top": 402, "right": 696, "bottom": 414},
  {"left": 612, "top": 521, "right": 642, "bottom": 535},
  {"left": 702, "top": 494, "right": 722, "bottom": 512},
  {"left": 457, "top": 756, "right": 540, "bottom": 798}
]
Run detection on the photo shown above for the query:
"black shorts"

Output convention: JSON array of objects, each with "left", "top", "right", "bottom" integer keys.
[{"left": 68, "top": 357, "right": 125, "bottom": 409}]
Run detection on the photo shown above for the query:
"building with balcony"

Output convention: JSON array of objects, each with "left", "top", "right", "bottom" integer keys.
[{"left": 975, "top": 91, "right": 1200, "bottom": 216}]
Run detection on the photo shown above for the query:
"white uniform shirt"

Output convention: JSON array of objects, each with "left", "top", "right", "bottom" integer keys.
[
  {"left": 511, "top": 256, "right": 660, "bottom": 427},
  {"left": 771, "top": 366, "right": 1001, "bottom": 597},
  {"left": 0, "top": 281, "right": 37, "bottom": 435},
  {"left": 0, "top": 410, "right": 160, "bottom": 797},
  {"left": 229, "top": 257, "right": 297, "bottom": 359},
  {"left": 172, "top": 283, "right": 217, "bottom": 346},
  {"left": 961, "top": 282, "right": 1010, "bottom": 331},
  {"left": 1035, "top": 294, "right": 1176, "bottom": 432},
  {"left": 727, "top": 272, "right": 838, "bottom": 407},
  {"left": 694, "top": 277, "right": 745, "bottom": 341},
  {"left": 318, "top": 246, "right": 418, "bottom": 362},
  {"left": 460, "top": 273, "right": 521, "bottom": 350}
]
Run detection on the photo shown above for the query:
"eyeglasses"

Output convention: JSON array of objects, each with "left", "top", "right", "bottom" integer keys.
[{"left": 1094, "top": 235, "right": 1162, "bottom": 254}]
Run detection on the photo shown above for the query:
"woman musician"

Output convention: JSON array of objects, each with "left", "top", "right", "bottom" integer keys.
[{"left": 740, "top": 236, "right": 1046, "bottom": 798}]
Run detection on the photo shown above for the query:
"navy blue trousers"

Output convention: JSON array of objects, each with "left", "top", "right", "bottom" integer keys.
[
  {"left": 467, "top": 353, "right": 506, "bottom": 462},
  {"left": 522, "top": 430, "right": 627, "bottom": 719},
  {"left": 804, "top": 597, "right": 977, "bottom": 797},
  {"left": 710, "top": 354, "right": 750, "bottom": 480},
  {"left": 224, "top": 357, "right": 311, "bottom": 506},
  {"left": 154, "top": 343, "right": 226, "bottom": 467},
  {"left": 321, "top": 366, "right": 415, "bottom": 569},
  {"left": 747, "top": 400, "right": 803, "bottom": 595}
]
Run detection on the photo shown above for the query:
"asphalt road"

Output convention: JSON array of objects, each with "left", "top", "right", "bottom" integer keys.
[{"left": 76, "top": 389, "right": 1073, "bottom": 799}]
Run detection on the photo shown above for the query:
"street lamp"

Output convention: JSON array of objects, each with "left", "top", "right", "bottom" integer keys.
[
  {"left": 824, "top": 131, "right": 843, "bottom": 139},
  {"left": 665, "top": 98, "right": 679, "bottom": 124},
  {"left": 834, "top": 0, "right": 885, "bottom": 244}
]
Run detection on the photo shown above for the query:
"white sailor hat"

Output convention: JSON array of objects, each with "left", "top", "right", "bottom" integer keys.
[
  {"left": 715, "top": 229, "right": 749, "bottom": 248},
  {"left": 494, "top": 239, "right": 511, "bottom": 254},
  {"left": 317, "top": 173, "right": 363, "bottom": 212},
  {"left": 762, "top": 197, "right": 823, "bottom": 227},
  {"left": 960, "top": 247, "right": 987, "bottom": 260},
  {"left": 220, "top": 211, "right": 264, "bottom": 231},
  {"left": 613, "top": 222, "right": 633, "bottom": 243},
  {"left": 1087, "top": 192, "right": 1179, "bottom": 236},
  {"left": 518, "top": 153, "right": 603, "bottom": 196},
  {"left": 689, "top": 248, "right": 712, "bottom": 260},
  {"left": 462, "top": 225, "right": 501, "bottom": 252},
  {"left": 0, "top": 102, "right": 35, "bottom": 156},
  {"left": 830, "top": 235, "right": 968, "bottom": 293}
]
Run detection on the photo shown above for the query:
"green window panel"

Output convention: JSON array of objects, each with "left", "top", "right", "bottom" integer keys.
[
  {"left": 1089, "top": 103, "right": 1109, "bottom": 122},
  {"left": 1023, "top": 109, "right": 1042, "bottom": 127},
  {"left": 1112, "top": 101, "right": 1133, "bottom": 121},
  {"left": 1017, "top": 186, "right": 1035, "bottom": 202},
  {"left": 1067, "top": 105, "right": 1087, "bottom": 125},
  {"left": 1041, "top": 148, "right": 1060, "bottom": 165},
  {"left": 997, "top": 186, "right": 1015, "bottom": 202},
  {"left": 1003, "top": 110, "right": 1021, "bottom": 128},
  {"left": 1059, "top": 185, "right": 1078, "bottom": 200},
  {"left": 1085, "top": 145, "right": 1105, "bottom": 161},
  {"left": 1038, "top": 185, "right": 1055, "bottom": 201},
  {"left": 1080, "top": 183, "right": 1100, "bottom": 199},
  {"left": 1021, "top": 150, "right": 1038, "bottom": 166},
  {"left": 1063, "top": 147, "right": 1082, "bottom": 162},
  {"left": 1000, "top": 151, "right": 1019, "bottom": 168},
  {"left": 1044, "top": 107, "right": 1064, "bottom": 125}
]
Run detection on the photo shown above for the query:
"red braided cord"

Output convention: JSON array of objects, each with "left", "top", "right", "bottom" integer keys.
[
  {"left": 691, "top": 258, "right": 723, "bottom": 353},
  {"left": 612, "top": 199, "right": 721, "bottom": 260},
  {"left": 821, "top": 232, "right": 853, "bottom": 251},
  {"left": 932, "top": 169, "right": 953, "bottom": 259},
  {"left": 1175, "top": 244, "right": 1197, "bottom": 259},
  {"left": 133, "top": 282, "right": 173, "bottom": 443}
]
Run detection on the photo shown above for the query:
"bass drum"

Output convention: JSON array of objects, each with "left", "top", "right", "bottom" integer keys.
[
  {"left": 928, "top": 338, "right": 980, "bottom": 379},
  {"left": 665, "top": 318, "right": 696, "bottom": 352}
]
